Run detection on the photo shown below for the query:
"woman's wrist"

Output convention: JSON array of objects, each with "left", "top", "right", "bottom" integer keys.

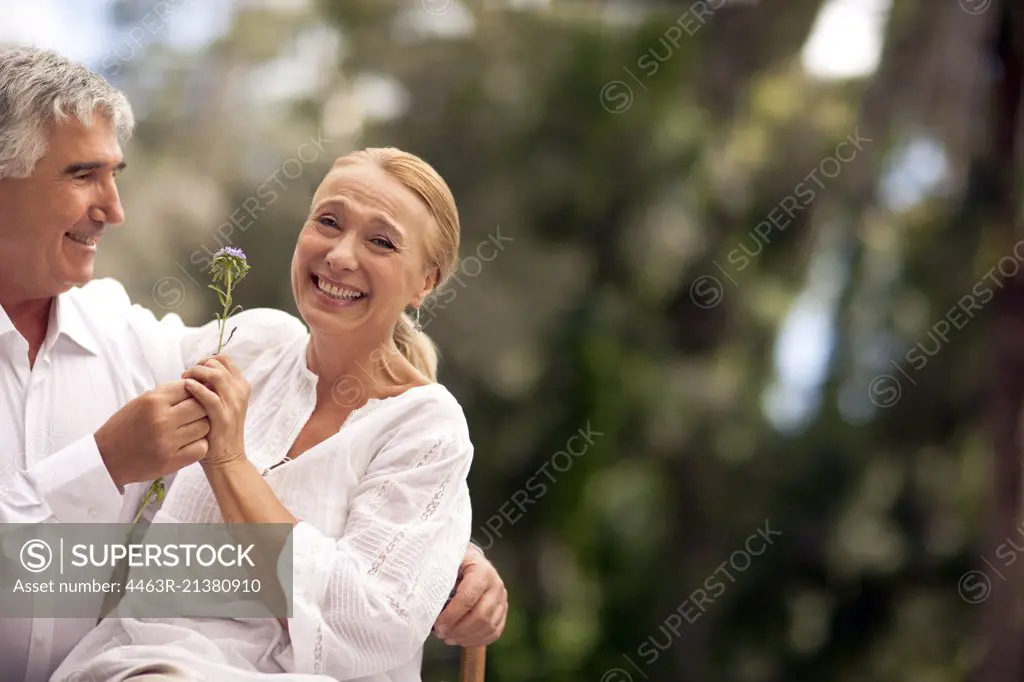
[{"left": 200, "top": 456, "right": 252, "bottom": 476}]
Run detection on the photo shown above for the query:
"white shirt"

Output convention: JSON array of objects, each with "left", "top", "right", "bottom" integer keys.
[
  {"left": 52, "top": 316, "right": 474, "bottom": 682},
  {"left": 0, "top": 280, "right": 302, "bottom": 682}
]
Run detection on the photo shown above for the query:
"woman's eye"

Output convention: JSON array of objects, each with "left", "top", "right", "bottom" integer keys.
[
  {"left": 372, "top": 237, "right": 395, "bottom": 250},
  {"left": 316, "top": 216, "right": 339, "bottom": 230}
]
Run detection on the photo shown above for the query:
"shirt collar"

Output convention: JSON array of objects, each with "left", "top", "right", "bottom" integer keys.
[
  {"left": 51, "top": 291, "right": 100, "bottom": 356},
  {"left": 0, "top": 292, "right": 100, "bottom": 355},
  {"left": 0, "top": 301, "right": 15, "bottom": 339}
]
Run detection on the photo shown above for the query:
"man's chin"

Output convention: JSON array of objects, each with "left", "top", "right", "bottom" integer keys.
[{"left": 61, "top": 268, "right": 95, "bottom": 290}]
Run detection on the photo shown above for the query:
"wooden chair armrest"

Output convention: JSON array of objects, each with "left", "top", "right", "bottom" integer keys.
[{"left": 460, "top": 645, "right": 486, "bottom": 682}]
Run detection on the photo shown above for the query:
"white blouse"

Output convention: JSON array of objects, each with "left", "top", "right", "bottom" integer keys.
[{"left": 51, "top": 310, "right": 474, "bottom": 682}]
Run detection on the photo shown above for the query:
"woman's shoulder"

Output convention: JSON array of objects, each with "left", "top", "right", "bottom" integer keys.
[
  {"left": 366, "top": 383, "right": 470, "bottom": 442},
  {"left": 353, "top": 384, "right": 473, "bottom": 472},
  {"left": 227, "top": 308, "right": 308, "bottom": 349},
  {"left": 183, "top": 308, "right": 308, "bottom": 370}
]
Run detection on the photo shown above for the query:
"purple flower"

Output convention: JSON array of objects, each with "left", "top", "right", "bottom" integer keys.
[
  {"left": 210, "top": 246, "right": 251, "bottom": 285},
  {"left": 208, "top": 245, "right": 252, "bottom": 352},
  {"left": 214, "top": 246, "right": 247, "bottom": 261}
]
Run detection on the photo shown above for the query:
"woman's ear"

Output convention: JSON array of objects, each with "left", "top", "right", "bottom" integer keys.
[{"left": 416, "top": 266, "right": 439, "bottom": 305}]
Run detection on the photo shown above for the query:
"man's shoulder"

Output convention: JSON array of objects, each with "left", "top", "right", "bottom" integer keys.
[
  {"left": 65, "top": 277, "right": 131, "bottom": 308},
  {"left": 62, "top": 277, "right": 135, "bottom": 332}
]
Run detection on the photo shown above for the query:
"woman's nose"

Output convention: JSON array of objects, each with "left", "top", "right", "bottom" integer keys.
[{"left": 326, "top": 235, "right": 360, "bottom": 270}]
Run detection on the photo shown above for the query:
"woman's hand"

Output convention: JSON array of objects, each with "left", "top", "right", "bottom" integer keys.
[{"left": 182, "top": 354, "right": 251, "bottom": 468}]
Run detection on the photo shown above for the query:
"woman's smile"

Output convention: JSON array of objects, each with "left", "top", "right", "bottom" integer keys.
[{"left": 311, "top": 273, "right": 368, "bottom": 308}]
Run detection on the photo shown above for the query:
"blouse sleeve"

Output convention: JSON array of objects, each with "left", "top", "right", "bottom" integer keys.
[
  {"left": 74, "top": 279, "right": 307, "bottom": 383},
  {"left": 284, "top": 419, "right": 474, "bottom": 678},
  {"left": 125, "top": 304, "right": 308, "bottom": 383}
]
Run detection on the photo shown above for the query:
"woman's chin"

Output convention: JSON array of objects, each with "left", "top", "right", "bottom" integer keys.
[{"left": 302, "top": 298, "right": 365, "bottom": 331}]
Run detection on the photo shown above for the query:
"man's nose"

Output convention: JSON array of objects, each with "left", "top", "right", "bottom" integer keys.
[{"left": 88, "top": 178, "right": 125, "bottom": 226}]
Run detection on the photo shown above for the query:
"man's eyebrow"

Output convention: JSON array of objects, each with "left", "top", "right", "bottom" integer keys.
[{"left": 62, "top": 160, "right": 127, "bottom": 175}]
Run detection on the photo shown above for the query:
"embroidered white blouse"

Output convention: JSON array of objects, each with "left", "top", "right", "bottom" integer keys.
[
  {"left": 0, "top": 279, "right": 323, "bottom": 682},
  {"left": 51, "top": 310, "right": 474, "bottom": 682}
]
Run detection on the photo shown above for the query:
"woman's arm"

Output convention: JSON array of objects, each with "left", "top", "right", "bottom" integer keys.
[
  {"left": 201, "top": 459, "right": 296, "bottom": 525},
  {"left": 182, "top": 356, "right": 298, "bottom": 622},
  {"left": 200, "top": 459, "right": 296, "bottom": 628},
  {"left": 183, "top": 356, "right": 475, "bottom": 678},
  {"left": 284, "top": 432, "right": 472, "bottom": 677}
]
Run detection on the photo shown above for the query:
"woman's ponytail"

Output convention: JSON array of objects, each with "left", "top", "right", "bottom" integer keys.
[{"left": 392, "top": 311, "right": 439, "bottom": 382}]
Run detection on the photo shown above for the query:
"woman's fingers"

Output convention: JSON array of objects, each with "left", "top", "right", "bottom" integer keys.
[
  {"left": 184, "top": 378, "right": 223, "bottom": 418},
  {"left": 211, "top": 355, "right": 251, "bottom": 409},
  {"left": 213, "top": 354, "right": 244, "bottom": 380},
  {"left": 184, "top": 364, "right": 233, "bottom": 397},
  {"left": 182, "top": 364, "right": 216, "bottom": 382}
]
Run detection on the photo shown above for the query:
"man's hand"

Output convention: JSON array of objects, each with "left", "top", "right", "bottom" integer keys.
[
  {"left": 94, "top": 380, "right": 210, "bottom": 487},
  {"left": 433, "top": 545, "right": 507, "bottom": 647}
]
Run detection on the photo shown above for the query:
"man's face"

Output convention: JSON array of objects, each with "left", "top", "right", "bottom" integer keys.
[{"left": 0, "top": 115, "right": 125, "bottom": 300}]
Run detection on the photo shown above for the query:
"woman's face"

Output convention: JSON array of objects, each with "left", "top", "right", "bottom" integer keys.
[{"left": 291, "top": 162, "right": 438, "bottom": 342}]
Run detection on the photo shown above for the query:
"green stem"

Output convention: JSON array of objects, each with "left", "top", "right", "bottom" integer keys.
[
  {"left": 215, "top": 272, "right": 233, "bottom": 354},
  {"left": 131, "top": 487, "right": 153, "bottom": 526}
]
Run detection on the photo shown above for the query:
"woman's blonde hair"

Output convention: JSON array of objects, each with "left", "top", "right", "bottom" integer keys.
[{"left": 331, "top": 147, "right": 460, "bottom": 381}]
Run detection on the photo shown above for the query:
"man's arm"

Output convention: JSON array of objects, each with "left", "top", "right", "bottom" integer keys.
[
  {"left": 433, "top": 543, "right": 508, "bottom": 647},
  {"left": 0, "top": 435, "right": 128, "bottom": 524},
  {"left": 0, "top": 280, "right": 209, "bottom": 525},
  {"left": 0, "top": 383, "right": 210, "bottom": 525}
]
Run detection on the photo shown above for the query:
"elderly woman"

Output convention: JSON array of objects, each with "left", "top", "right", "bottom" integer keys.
[{"left": 52, "top": 147, "right": 492, "bottom": 681}]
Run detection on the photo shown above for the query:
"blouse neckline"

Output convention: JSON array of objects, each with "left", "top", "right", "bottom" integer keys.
[{"left": 291, "top": 335, "right": 440, "bottom": 425}]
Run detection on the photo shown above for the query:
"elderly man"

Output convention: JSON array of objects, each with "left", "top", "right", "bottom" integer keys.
[{"left": 0, "top": 46, "right": 506, "bottom": 682}]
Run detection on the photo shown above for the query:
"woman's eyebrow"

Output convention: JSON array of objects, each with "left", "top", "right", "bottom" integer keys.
[{"left": 315, "top": 197, "right": 406, "bottom": 236}]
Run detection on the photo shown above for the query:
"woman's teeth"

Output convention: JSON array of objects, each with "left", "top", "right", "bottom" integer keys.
[
  {"left": 316, "top": 277, "right": 365, "bottom": 300},
  {"left": 65, "top": 232, "right": 97, "bottom": 246}
]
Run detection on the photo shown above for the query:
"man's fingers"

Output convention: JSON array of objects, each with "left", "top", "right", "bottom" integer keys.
[
  {"left": 175, "top": 438, "right": 209, "bottom": 467},
  {"left": 489, "top": 599, "right": 509, "bottom": 641},
  {"left": 434, "top": 570, "right": 486, "bottom": 635},
  {"left": 153, "top": 380, "right": 191, "bottom": 405},
  {"left": 446, "top": 586, "right": 502, "bottom": 641},
  {"left": 169, "top": 397, "right": 207, "bottom": 426},
  {"left": 485, "top": 599, "right": 508, "bottom": 643},
  {"left": 173, "top": 417, "right": 210, "bottom": 446},
  {"left": 447, "top": 599, "right": 507, "bottom": 647}
]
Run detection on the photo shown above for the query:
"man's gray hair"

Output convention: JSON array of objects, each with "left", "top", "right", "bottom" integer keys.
[{"left": 0, "top": 46, "right": 134, "bottom": 179}]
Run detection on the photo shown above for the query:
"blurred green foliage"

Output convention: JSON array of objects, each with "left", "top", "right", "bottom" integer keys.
[{"left": 92, "top": 0, "right": 1024, "bottom": 679}]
